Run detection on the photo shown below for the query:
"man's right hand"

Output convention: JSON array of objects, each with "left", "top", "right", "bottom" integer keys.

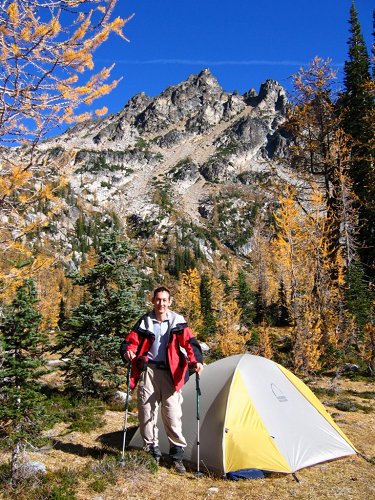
[{"left": 124, "top": 351, "right": 136, "bottom": 363}]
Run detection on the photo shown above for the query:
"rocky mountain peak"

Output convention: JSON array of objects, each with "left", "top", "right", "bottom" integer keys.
[
  {"left": 33, "top": 69, "right": 295, "bottom": 269},
  {"left": 120, "top": 92, "right": 153, "bottom": 121},
  {"left": 132, "top": 68, "right": 237, "bottom": 134},
  {"left": 189, "top": 68, "right": 222, "bottom": 91},
  {"left": 256, "top": 79, "right": 288, "bottom": 112}
]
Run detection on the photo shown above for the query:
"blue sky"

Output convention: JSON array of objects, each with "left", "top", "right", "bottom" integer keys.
[{"left": 94, "top": 0, "right": 373, "bottom": 115}]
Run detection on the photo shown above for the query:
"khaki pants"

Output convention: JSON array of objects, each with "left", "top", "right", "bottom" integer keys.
[{"left": 137, "top": 364, "right": 187, "bottom": 451}]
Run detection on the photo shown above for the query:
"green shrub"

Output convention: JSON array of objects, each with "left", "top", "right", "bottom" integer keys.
[
  {"left": 67, "top": 399, "right": 106, "bottom": 433},
  {"left": 120, "top": 450, "right": 158, "bottom": 474},
  {"left": 0, "top": 466, "right": 79, "bottom": 500}
]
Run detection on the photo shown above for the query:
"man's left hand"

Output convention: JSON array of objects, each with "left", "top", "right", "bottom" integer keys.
[{"left": 195, "top": 363, "right": 204, "bottom": 374}]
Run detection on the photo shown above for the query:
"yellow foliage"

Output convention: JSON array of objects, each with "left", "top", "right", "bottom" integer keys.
[
  {"left": 0, "top": 178, "right": 12, "bottom": 197},
  {"left": 0, "top": 1, "right": 132, "bottom": 322},
  {"left": 11, "top": 42, "right": 20, "bottom": 56},
  {"left": 35, "top": 265, "right": 62, "bottom": 331},
  {"left": 175, "top": 268, "right": 203, "bottom": 335},
  {"left": 359, "top": 323, "right": 375, "bottom": 373},
  {"left": 251, "top": 219, "right": 279, "bottom": 307},
  {"left": 208, "top": 273, "right": 249, "bottom": 356},
  {"left": 217, "top": 298, "right": 249, "bottom": 356},
  {"left": 293, "top": 316, "right": 323, "bottom": 375},
  {"left": 111, "top": 17, "right": 127, "bottom": 37},
  {"left": 257, "top": 322, "right": 273, "bottom": 359},
  {"left": 271, "top": 184, "right": 348, "bottom": 372},
  {"left": 49, "top": 17, "right": 61, "bottom": 37},
  {"left": 95, "top": 106, "right": 108, "bottom": 117},
  {"left": 18, "top": 193, "right": 29, "bottom": 203},
  {"left": 7, "top": 1, "right": 19, "bottom": 26},
  {"left": 72, "top": 15, "right": 91, "bottom": 41},
  {"left": 74, "top": 112, "right": 92, "bottom": 123},
  {"left": 39, "top": 184, "right": 55, "bottom": 201},
  {"left": 84, "top": 80, "right": 119, "bottom": 104}
]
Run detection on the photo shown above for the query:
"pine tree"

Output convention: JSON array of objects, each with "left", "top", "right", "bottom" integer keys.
[
  {"left": 58, "top": 231, "right": 145, "bottom": 397},
  {"left": 343, "top": 2, "right": 372, "bottom": 140},
  {"left": 236, "top": 271, "right": 256, "bottom": 328},
  {"left": 199, "top": 273, "right": 216, "bottom": 339},
  {"left": 360, "top": 322, "right": 375, "bottom": 375},
  {"left": 276, "top": 279, "right": 290, "bottom": 326},
  {"left": 341, "top": 1, "right": 375, "bottom": 279},
  {"left": 345, "top": 258, "right": 372, "bottom": 334},
  {"left": 0, "top": 279, "right": 47, "bottom": 479},
  {"left": 251, "top": 215, "right": 279, "bottom": 324}
]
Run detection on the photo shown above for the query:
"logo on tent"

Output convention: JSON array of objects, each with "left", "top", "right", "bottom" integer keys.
[{"left": 271, "top": 383, "right": 288, "bottom": 402}]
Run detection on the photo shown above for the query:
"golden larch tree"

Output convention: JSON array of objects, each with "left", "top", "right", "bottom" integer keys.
[
  {"left": 210, "top": 274, "right": 250, "bottom": 356},
  {"left": 174, "top": 268, "right": 203, "bottom": 336},
  {"left": 0, "top": 0, "right": 132, "bottom": 296}
]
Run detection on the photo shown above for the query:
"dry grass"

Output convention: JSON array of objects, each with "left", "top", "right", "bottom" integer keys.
[{"left": 0, "top": 377, "right": 374, "bottom": 500}]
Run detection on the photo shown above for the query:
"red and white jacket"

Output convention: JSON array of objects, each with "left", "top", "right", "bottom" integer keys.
[{"left": 120, "top": 311, "right": 203, "bottom": 391}]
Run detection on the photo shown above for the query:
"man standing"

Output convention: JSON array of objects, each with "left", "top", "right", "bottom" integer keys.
[{"left": 120, "top": 286, "right": 204, "bottom": 473}]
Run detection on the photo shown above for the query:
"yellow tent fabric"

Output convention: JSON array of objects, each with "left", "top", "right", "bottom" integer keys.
[{"left": 224, "top": 369, "right": 291, "bottom": 472}]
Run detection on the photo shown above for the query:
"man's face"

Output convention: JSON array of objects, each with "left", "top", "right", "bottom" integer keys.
[{"left": 152, "top": 291, "right": 172, "bottom": 316}]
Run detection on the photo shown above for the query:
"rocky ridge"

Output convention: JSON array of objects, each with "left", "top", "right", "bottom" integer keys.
[{"left": 39, "top": 69, "right": 292, "bottom": 267}]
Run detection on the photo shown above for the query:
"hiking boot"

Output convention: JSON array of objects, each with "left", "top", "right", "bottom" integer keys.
[
  {"left": 144, "top": 445, "right": 162, "bottom": 463},
  {"left": 172, "top": 460, "right": 186, "bottom": 473},
  {"left": 151, "top": 446, "right": 162, "bottom": 463}
]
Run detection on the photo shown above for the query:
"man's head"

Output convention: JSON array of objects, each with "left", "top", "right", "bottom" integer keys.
[{"left": 152, "top": 286, "right": 172, "bottom": 320}]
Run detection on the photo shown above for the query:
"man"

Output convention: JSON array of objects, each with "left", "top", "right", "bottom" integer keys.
[{"left": 120, "top": 286, "right": 204, "bottom": 473}]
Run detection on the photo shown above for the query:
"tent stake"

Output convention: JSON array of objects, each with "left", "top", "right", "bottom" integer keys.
[{"left": 292, "top": 473, "right": 300, "bottom": 483}]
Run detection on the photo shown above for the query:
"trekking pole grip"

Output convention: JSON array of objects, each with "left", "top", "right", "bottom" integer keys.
[{"left": 195, "top": 371, "right": 201, "bottom": 395}]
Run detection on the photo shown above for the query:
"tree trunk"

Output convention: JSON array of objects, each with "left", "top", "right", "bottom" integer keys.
[{"left": 11, "top": 440, "right": 26, "bottom": 486}]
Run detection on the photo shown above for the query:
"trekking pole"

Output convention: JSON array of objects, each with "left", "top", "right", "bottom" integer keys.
[
  {"left": 119, "top": 360, "right": 132, "bottom": 467},
  {"left": 194, "top": 371, "right": 203, "bottom": 477}
]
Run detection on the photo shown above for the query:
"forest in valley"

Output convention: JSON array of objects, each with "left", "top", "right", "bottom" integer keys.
[{"left": 0, "top": 1, "right": 374, "bottom": 497}]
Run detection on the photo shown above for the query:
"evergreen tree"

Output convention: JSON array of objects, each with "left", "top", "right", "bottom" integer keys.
[
  {"left": 0, "top": 280, "right": 47, "bottom": 477},
  {"left": 345, "top": 259, "right": 372, "bottom": 334},
  {"left": 58, "top": 231, "right": 145, "bottom": 397},
  {"left": 341, "top": 1, "right": 375, "bottom": 279},
  {"left": 276, "top": 279, "right": 291, "bottom": 327},
  {"left": 236, "top": 271, "right": 256, "bottom": 328},
  {"left": 199, "top": 273, "right": 216, "bottom": 339},
  {"left": 343, "top": 2, "right": 372, "bottom": 139}
]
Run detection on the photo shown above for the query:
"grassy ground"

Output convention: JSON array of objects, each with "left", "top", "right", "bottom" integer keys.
[{"left": 0, "top": 375, "right": 374, "bottom": 499}]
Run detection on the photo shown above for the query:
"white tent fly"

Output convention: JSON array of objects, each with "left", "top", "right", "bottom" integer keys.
[{"left": 130, "top": 354, "right": 357, "bottom": 475}]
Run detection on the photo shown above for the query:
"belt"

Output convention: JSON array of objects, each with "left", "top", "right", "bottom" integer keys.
[{"left": 148, "top": 360, "right": 168, "bottom": 370}]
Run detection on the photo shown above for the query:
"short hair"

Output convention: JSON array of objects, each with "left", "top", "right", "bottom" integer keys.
[{"left": 153, "top": 286, "right": 172, "bottom": 299}]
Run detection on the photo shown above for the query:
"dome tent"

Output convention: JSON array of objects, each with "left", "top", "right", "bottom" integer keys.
[{"left": 130, "top": 354, "right": 356, "bottom": 475}]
